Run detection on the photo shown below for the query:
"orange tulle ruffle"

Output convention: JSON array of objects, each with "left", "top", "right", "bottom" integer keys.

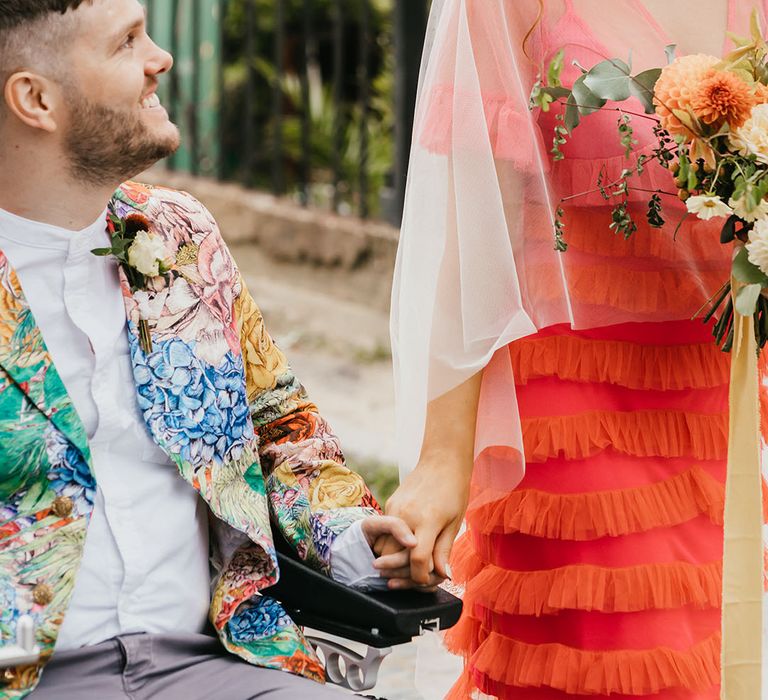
[
  {"left": 522, "top": 410, "right": 728, "bottom": 463},
  {"left": 556, "top": 207, "right": 727, "bottom": 263},
  {"left": 529, "top": 262, "right": 726, "bottom": 317},
  {"left": 509, "top": 334, "right": 729, "bottom": 391},
  {"left": 461, "top": 560, "right": 722, "bottom": 616},
  {"left": 467, "top": 465, "right": 723, "bottom": 540},
  {"left": 448, "top": 624, "right": 720, "bottom": 697},
  {"left": 449, "top": 531, "right": 486, "bottom": 584}
]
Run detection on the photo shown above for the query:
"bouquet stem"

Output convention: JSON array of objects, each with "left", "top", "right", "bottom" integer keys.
[
  {"left": 702, "top": 281, "right": 768, "bottom": 353},
  {"left": 139, "top": 319, "right": 153, "bottom": 354}
]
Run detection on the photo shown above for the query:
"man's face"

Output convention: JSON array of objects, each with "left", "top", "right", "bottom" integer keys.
[{"left": 60, "top": 0, "right": 180, "bottom": 184}]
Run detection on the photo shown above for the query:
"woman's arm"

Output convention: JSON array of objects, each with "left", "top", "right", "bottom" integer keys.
[{"left": 375, "top": 372, "right": 482, "bottom": 586}]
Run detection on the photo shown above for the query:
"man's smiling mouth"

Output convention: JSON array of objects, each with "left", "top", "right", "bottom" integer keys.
[{"left": 140, "top": 93, "right": 161, "bottom": 109}]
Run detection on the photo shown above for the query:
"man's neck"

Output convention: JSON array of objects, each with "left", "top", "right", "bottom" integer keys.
[{"left": 0, "top": 155, "right": 118, "bottom": 232}]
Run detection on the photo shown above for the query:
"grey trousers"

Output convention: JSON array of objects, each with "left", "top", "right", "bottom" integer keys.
[{"left": 30, "top": 633, "right": 348, "bottom": 699}]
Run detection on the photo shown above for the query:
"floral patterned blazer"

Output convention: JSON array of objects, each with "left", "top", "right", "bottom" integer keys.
[{"left": 0, "top": 182, "right": 380, "bottom": 698}]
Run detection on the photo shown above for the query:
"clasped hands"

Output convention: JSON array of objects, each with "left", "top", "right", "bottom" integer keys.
[
  {"left": 366, "top": 373, "right": 478, "bottom": 590},
  {"left": 362, "top": 460, "right": 469, "bottom": 591}
]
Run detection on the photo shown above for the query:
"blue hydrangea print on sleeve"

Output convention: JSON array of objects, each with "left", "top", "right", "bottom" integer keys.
[{"left": 129, "top": 332, "right": 254, "bottom": 469}]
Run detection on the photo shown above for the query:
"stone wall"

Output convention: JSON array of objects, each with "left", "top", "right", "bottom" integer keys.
[{"left": 140, "top": 169, "right": 400, "bottom": 311}]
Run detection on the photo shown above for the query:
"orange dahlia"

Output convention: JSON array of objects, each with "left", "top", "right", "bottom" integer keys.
[
  {"left": 654, "top": 54, "right": 719, "bottom": 137},
  {"left": 690, "top": 69, "right": 757, "bottom": 129}
]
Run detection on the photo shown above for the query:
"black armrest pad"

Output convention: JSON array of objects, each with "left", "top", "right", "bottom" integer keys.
[{"left": 264, "top": 531, "right": 462, "bottom": 647}]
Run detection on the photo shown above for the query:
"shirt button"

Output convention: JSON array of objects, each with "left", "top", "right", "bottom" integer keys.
[
  {"left": 32, "top": 583, "right": 54, "bottom": 606},
  {"left": 51, "top": 496, "right": 74, "bottom": 518}
]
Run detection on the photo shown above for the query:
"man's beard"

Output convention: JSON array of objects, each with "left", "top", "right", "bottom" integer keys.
[{"left": 64, "top": 88, "right": 180, "bottom": 187}]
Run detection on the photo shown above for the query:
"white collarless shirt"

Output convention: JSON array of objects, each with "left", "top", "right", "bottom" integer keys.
[
  {"left": 0, "top": 206, "right": 384, "bottom": 652},
  {"left": 0, "top": 207, "right": 211, "bottom": 651}
]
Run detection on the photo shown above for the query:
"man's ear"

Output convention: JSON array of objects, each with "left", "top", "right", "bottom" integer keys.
[{"left": 4, "top": 71, "right": 60, "bottom": 133}]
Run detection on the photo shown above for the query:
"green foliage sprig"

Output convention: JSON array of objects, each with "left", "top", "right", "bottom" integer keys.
[
  {"left": 530, "top": 11, "right": 768, "bottom": 352},
  {"left": 531, "top": 49, "right": 673, "bottom": 252}
]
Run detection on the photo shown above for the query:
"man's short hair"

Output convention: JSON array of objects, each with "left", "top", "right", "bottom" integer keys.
[
  {"left": 0, "top": 0, "right": 89, "bottom": 31},
  {"left": 0, "top": 0, "right": 91, "bottom": 78}
]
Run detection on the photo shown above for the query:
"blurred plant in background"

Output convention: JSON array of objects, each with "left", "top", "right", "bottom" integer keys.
[{"left": 220, "top": 0, "right": 395, "bottom": 217}]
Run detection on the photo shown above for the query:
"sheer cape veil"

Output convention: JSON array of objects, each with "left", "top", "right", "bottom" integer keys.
[{"left": 391, "top": 0, "right": 746, "bottom": 506}]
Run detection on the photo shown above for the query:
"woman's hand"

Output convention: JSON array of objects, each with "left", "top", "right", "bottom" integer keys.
[
  {"left": 374, "top": 458, "right": 471, "bottom": 588},
  {"left": 375, "top": 372, "right": 482, "bottom": 588}
]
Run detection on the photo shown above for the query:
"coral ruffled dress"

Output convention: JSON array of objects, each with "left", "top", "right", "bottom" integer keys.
[
  {"left": 391, "top": 1, "right": 768, "bottom": 698},
  {"left": 447, "top": 321, "right": 729, "bottom": 699}
]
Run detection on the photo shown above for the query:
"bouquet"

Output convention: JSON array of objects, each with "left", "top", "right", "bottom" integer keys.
[{"left": 531, "top": 11, "right": 768, "bottom": 352}]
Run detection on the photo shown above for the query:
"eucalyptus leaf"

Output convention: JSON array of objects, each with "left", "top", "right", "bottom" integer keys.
[
  {"left": 564, "top": 100, "right": 581, "bottom": 132},
  {"left": 722, "top": 45, "right": 757, "bottom": 63},
  {"left": 571, "top": 74, "right": 606, "bottom": 115},
  {"left": 91, "top": 247, "right": 114, "bottom": 256},
  {"left": 583, "top": 59, "right": 632, "bottom": 101},
  {"left": 735, "top": 283, "right": 762, "bottom": 317},
  {"left": 733, "top": 246, "right": 768, "bottom": 285},
  {"left": 629, "top": 68, "right": 662, "bottom": 114},
  {"left": 731, "top": 67, "right": 755, "bottom": 83},
  {"left": 665, "top": 44, "right": 677, "bottom": 64},
  {"left": 542, "top": 86, "right": 570, "bottom": 99}
]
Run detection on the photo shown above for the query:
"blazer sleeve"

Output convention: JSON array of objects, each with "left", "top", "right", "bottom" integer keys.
[{"left": 234, "top": 274, "right": 381, "bottom": 575}]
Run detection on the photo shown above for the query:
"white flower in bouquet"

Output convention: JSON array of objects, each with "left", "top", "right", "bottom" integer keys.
[
  {"left": 728, "top": 194, "right": 768, "bottom": 222},
  {"left": 746, "top": 218, "right": 768, "bottom": 276},
  {"left": 686, "top": 194, "right": 734, "bottom": 221},
  {"left": 730, "top": 103, "right": 768, "bottom": 165},
  {"left": 127, "top": 231, "right": 173, "bottom": 277}
]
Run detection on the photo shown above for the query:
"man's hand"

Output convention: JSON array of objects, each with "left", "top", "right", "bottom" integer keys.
[
  {"left": 360, "top": 515, "right": 417, "bottom": 550},
  {"left": 373, "top": 537, "right": 445, "bottom": 591}
]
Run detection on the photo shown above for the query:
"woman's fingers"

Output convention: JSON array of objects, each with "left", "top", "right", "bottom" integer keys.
[
  {"left": 432, "top": 521, "right": 460, "bottom": 579},
  {"left": 378, "top": 566, "right": 412, "bottom": 579},
  {"left": 373, "top": 550, "right": 410, "bottom": 570},
  {"left": 409, "top": 525, "right": 440, "bottom": 585}
]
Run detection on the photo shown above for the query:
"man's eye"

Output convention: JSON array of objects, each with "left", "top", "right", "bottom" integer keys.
[{"left": 121, "top": 34, "right": 136, "bottom": 49}]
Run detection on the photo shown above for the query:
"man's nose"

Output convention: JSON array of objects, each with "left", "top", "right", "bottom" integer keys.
[{"left": 146, "top": 41, "right": 173, "bottom": 76}]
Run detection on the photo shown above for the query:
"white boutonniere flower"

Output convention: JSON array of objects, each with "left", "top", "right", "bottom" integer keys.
[
  {"left": 92, "top": 212, "right": 177, "bottom": 353},
  {"left": 128, "top": 230, "right": 174, "bottom": 277}
]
